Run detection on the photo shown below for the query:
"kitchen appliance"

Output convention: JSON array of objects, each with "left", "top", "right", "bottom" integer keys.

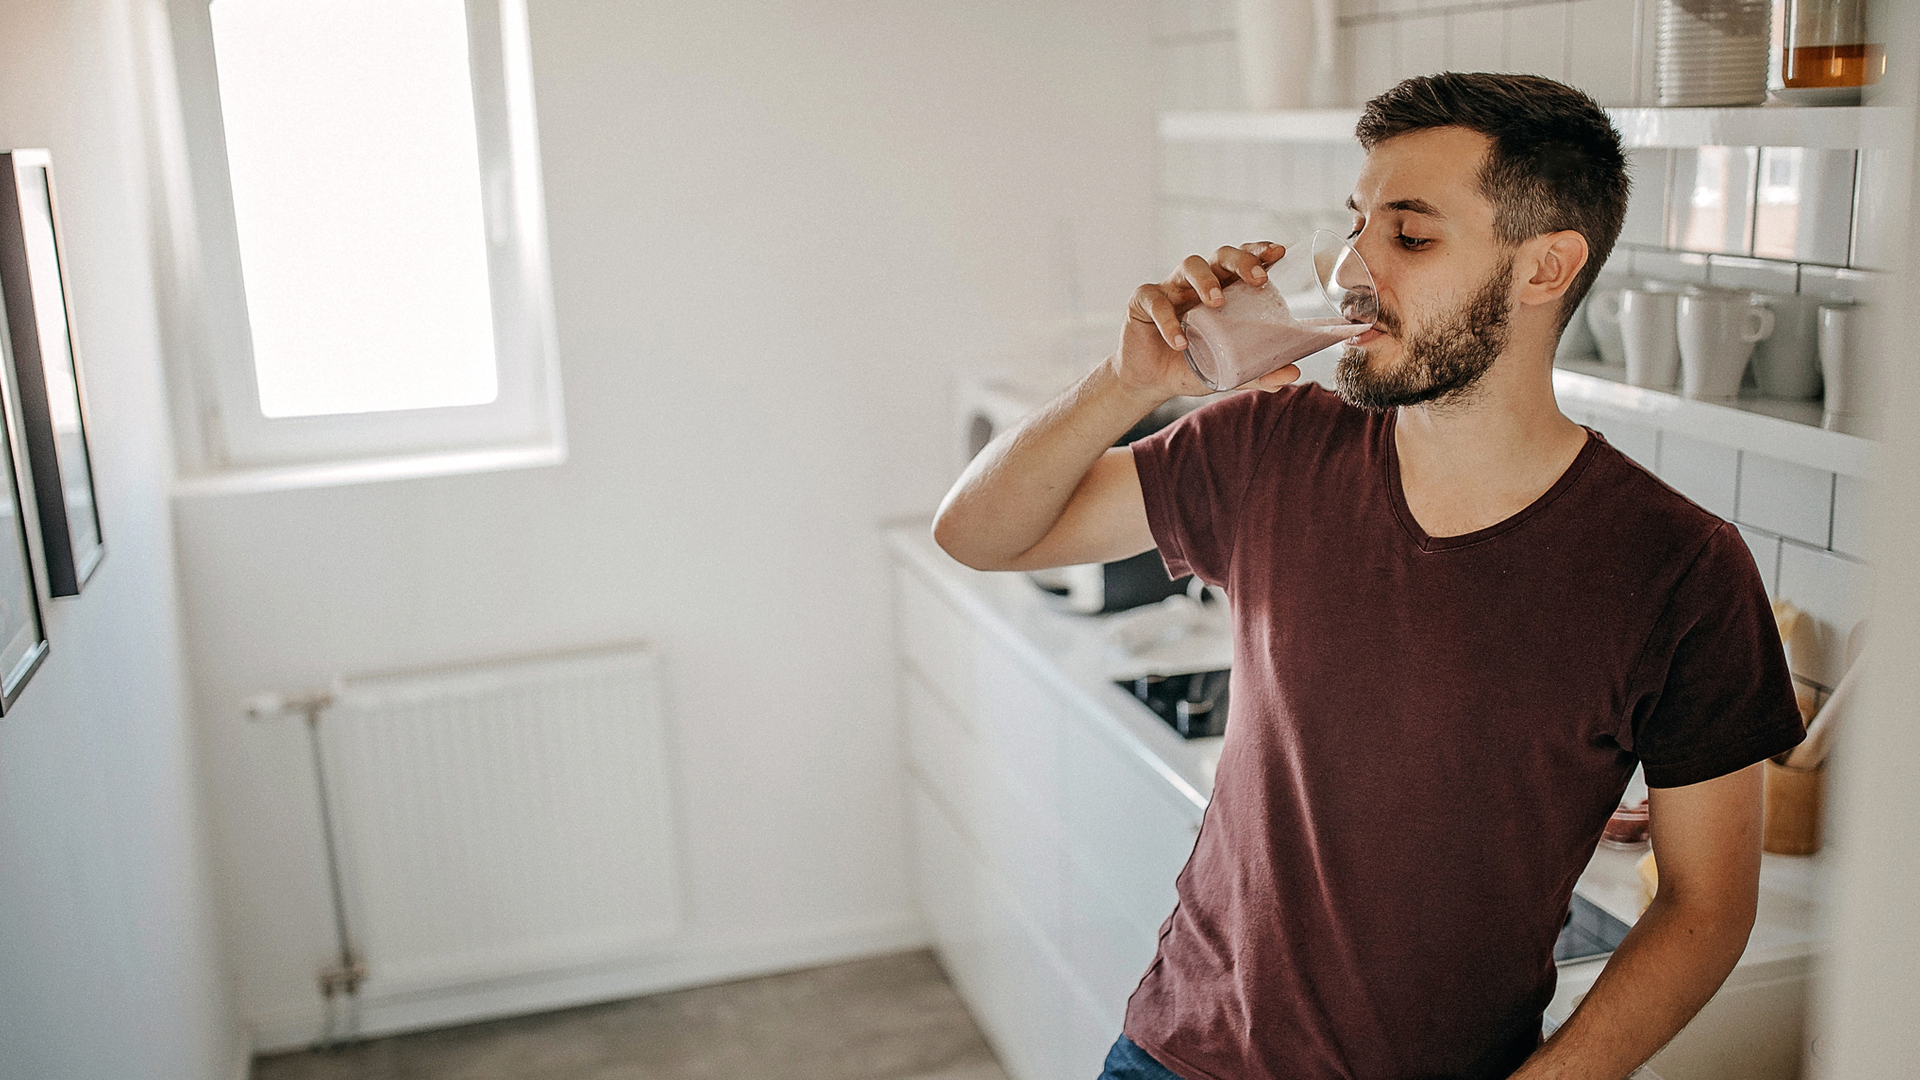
[
  {"left": 1117, "top": 669, "right": 1230, "bottom": 739},
  {"left": 957, "top": 371, "right": 1208, "bottom": 614},
  {"left": 1555, "top": 892, "right": 1633, "bottom": 963}
]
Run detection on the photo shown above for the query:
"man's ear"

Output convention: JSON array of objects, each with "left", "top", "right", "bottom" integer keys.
[{"left": 1518, "top": 230, "right": 1590, "bottom": 307}]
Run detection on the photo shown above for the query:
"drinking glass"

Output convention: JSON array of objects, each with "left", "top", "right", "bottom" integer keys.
[{"left": 1180, "top": 230, "right": 1377, "bottom": 392}]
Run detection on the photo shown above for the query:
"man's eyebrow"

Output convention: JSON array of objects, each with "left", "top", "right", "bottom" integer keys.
[{"left": 1345, "top": 196, "right": 1448, "bottom": 220}]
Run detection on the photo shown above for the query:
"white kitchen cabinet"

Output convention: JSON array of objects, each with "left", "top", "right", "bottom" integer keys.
[{"left": 893, "top": 553, "right": 1205, "bottom": 1080}]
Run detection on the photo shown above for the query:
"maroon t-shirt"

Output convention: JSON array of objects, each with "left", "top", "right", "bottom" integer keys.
[{"left": 1123, "top": 383, "right": 1804, "bottom": 1080}]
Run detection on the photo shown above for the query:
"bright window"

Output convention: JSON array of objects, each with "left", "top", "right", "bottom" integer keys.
[
  {"left": 212, "top": 0, "right": 499, "bottom": 418},
  {"left": 171, "top": 0, "right": 563, "bottom": 482}
]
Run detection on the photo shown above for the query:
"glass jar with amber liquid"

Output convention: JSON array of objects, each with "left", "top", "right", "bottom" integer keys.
[{"left": 1782, "top": 0, "right": 1884, "bottom": 92}]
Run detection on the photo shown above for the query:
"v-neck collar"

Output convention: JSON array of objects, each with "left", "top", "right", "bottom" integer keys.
[{"left": 1381, "top": 412, "right": 1601, "bottom": 553}]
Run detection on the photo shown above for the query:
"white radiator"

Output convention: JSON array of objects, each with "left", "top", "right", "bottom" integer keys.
[{"left": 321, "top": 643, "right": 682, "bottom": 996}]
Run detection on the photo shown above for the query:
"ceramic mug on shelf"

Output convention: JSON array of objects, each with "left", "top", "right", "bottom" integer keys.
[
  {"left": 1678, "top": 287, "right": 1773, "bottom": 401},
  {"left": 1749, "top": 292, "right": 1823, "bottom": 400},
  {"left": 1619, "top": 288, "right": 1681, "bottom": 390}
]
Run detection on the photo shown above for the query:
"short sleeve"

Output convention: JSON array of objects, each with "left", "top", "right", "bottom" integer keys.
[
  {"left": 1129, "top": 387, "right": 1291, "bottom": 587},
  {"left": 1625, "top": 522, "right": 1806, "bottom": 788}
]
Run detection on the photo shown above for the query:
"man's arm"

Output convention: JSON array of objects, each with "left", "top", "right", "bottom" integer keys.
[
  {"left": 933, "top": 243, "right": 1297, "bottom": 572},
  {"left": 1511, "top": 763, "right": 1765, "bottom": 1080}
]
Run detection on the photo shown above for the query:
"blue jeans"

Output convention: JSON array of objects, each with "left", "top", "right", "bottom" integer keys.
[{"left": 1100, "top": 1034, "right": 1184, "bottom": 1079}]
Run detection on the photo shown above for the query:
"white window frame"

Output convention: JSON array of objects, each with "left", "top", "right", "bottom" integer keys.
[{"left": 165, "top": 0, "right": 563, "bottom": 487}]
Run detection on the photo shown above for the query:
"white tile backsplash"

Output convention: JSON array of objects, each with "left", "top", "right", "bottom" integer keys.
[
  {"left": 1706, "top": 255, "right": 1798, "bottom": 294},
  {"left": 1620, "top": 149, "right": 1670, "bottom": 247},
  {"left": 1796, "top": 265, "right": 1874, "bottom": 303},
  {"left": 1752, "top": 148, "right": 1856, "bottom": 266},
  {"left": 1348, "top": 24, "right": 1399, "bottom": 105},
  {"left": 1394, "top": 15, "right": 1446, "bottom": 83},
  {"left": 1565, "top": 0, "right": 1638, "bottom": 105},
  {"left": 1776, "top": 542, "right": 1870, "bottom": 687},
  {"left": 1830, "top": 473, "right": 1868, "bottom": 560},
  {"left": 1593, "top": 416, "right": 1659, "bottom": 469},
  {"left": 1630, "top": 248, "right": 1710, "bottom": 286},
  {"left": 1850, "top": 147, "right": 1895, "bottom": 270},
  {"left": 1737, "top": 453, "right": 1833, "bottom": 548},
  {"left": 1735, "top": 525, "right": 1782, "bottom": 595},
  {"left": 1656, "top": 432, "right": 1739, "bottom": 519},
  {"left": 1505, "top": 4, "right": 1568, "bottom": 81},
  {"left": 1668, "top": 147, "right": 1759, "bottom": 256},
  {"left": 1446, "top": 9, "right": 1505, "bottom": 72}
]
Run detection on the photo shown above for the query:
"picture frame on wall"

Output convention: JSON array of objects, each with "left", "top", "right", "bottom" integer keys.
[
  {"left": 0, "top": 150, "right": 103, "bottom": 597},
  {"left": 0, "top": 290, "right": 51, "bottom": 714}
]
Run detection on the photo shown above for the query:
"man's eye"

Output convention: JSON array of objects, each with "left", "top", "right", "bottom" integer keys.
[{"left": 1397, "top": 234, "right": 1433, "bottom": 250}]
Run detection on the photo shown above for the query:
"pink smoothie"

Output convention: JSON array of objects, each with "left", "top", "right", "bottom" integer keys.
[{"left": 1183, "top": 280, "right": 1369, "bottom": 391}]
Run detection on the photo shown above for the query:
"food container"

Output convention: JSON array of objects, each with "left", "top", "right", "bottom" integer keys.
[
  {"left": 1779, "top": 0, "right": 1884, "bottom": 105},
  {"left": 1656, "top": 0, "right": 1771, "bottom": 107},
  {"left": 1601, "top": 799, "right": 1651, "bottom": 848},
  {"left": 1763, "top": 756, "right": 1826, "bottom": 855}
]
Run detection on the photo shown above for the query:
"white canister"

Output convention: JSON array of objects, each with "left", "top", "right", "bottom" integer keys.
[
  {"left": 1234, "top": 0, "right": 1328, "bottom": 110},
  {"left": 1678, "top": 287, "right": 1773, "bottom": 400},
  {"left": 1619, "top": 288, "right": 1681, "bottom": 390},
  {"left": 1819, "top": 303, "right": 1865, "bottom": 432}
]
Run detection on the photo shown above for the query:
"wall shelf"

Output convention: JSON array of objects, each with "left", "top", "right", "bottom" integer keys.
[
  {"left": 1553, "top": 363, "right": 1872, "bottom": 477},
  {"left": 1159, "top": 105, "right": 1907, "bottom": 151}
]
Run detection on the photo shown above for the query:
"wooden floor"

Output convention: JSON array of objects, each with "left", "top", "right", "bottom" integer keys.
[{"left": 250, "top": 951, "right": 1011, "bottom": 1080}]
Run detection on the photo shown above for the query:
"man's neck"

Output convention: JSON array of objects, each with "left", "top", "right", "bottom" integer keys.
[{"left": 1391, "top": 346, "right": 1590, "bottom": 539}]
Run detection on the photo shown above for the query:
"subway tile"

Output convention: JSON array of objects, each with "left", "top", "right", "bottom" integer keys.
[
  {"left": 1394, "top": 15, "right": 1446, "bottom": 83},
  {"left": 1566, "top": 0, "right": 1638, "bottom": 105},
  {"left": 1630, "top": 248, "right": 1709, "bottom": 286},
  {"left": 1219, "top": 141, "right": 1255, "bottom": 204},
  {"left": 1668, "top": 147, "right": 1759, "bottom": 256},
  {"left": 1206, "top": 39, "right": 1243, "bottom": 110},
  {"left": 1446, "top": 9, "right": 1505, "bottom": 73},
  {"left": 1619, "top": 150, "right": 1670, "bottom": 247},
  {"left": 1735, "top": 525, "right": 1782, "bottom": 595},
  {"left": 1830, "top": 473, "right": 1869, "bottom": 559},
  {"left": 1505, "top": 3, "right": 1568, "bottom": 81},
  {"left": 1776, "top": 542, "right": 1871, "bottom": 687},
  {"left": 1592, "top": 415, "right": 1659, "bottom": 469},
  {"left": 1752, "top": 148, "right": 1855, "bottom": 266},
  {"left": 1656, "top": 432, "right": 1740, "bottom": 519},
  {"left": 1850, "top": 148, "right": 1897, "bottom": 270},
  {"left": 1160, "top": 141, "right": 1192, "bottom": 199},
  {"left": 1252, "top": 143, "right": 1292, "bottom": 212},
  {"left": 1736, "top": 453, "right": 1833, "bottom": 548},
  {"left": 1347, "top": 24, "right": 1399, "bottom": 107},
  {"left": 1706, "top": 255, "right": 1798, "bottom": 294},
  {"left": 1797, "top": 265, "right": 1875, "bottom": 303}
]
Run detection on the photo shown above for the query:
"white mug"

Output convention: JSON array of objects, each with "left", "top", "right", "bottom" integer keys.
[
  {"left": 1619, "top": 288, "right": 1680, "bottom": 389},
  {"left": 1749, "top": 293, "right": 1823, "bottom": 400},
  {"left": 1678, "top": 289, "right": 1774, "bottom": 401},
  {"left": 1585, "top": 287, "right": 1628, "bottom": 368}
]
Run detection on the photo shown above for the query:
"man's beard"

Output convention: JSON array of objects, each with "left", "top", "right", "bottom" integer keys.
[{"left": 1335, "top": 255, "right": 1514, "bottom": 412}]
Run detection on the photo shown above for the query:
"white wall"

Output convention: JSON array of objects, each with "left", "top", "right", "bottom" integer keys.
[
  {"left": 0, "top": 1, "right": 240, "bottom": 1079},
  {"left": 175, "top": 0, "right": 1160, "bottom": 1047}
]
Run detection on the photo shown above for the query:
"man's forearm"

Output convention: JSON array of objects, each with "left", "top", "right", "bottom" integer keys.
[
  {"left": 932, "top": 357, "right": 1166, "bottom": 570},
  {"left": 1511, "top": 894, "right": 1754, "bottom": 1080}
]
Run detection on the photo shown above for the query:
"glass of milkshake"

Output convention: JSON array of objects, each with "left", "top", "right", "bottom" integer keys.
[{"left": 1181, "top": 231, "right": 1378, "bottom": 391}]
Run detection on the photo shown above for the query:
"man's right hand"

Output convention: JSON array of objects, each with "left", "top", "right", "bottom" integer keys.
[
  {"left": 933, "top": 242, "right": 1299, "bottom": 572},
  {"left": 1113, "top": 241, "right": 1301, "bottom": 398}
]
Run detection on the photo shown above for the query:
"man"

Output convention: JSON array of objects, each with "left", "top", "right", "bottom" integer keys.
[{"left": 932, "top": 73, "right": 1805, "bottom": 1080}]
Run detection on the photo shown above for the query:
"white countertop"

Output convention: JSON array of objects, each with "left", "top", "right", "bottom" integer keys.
[{"left": 886, "top": 521, "right": 1825, "bottom": 961}]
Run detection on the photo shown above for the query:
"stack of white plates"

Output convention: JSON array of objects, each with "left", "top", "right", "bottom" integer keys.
[{"left": 1656, "top": 0, "right": 1770, "bottom": 106}]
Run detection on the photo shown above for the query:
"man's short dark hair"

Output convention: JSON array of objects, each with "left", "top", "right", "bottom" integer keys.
[{"left": 1355, "top": 72, "right": 1629, "bottom": 332}]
